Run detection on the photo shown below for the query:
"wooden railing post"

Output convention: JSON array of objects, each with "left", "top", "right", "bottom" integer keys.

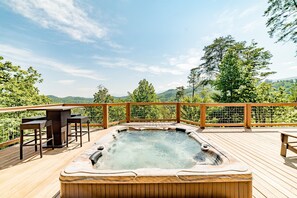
[
  {"left": 200, "top": 104, "right": 206, "bottom": 129},
  {"left": 176, "top": 103, "right": 181, "bottom": 123},
  {"left": 126, "top": 102, "right": 131, "bottom": 123},
  {"left": 103, "top": 104, "right": 109, "bottom": 129},
  {"left": 245, "top": 103, "right": 252, "bottom": 129}
]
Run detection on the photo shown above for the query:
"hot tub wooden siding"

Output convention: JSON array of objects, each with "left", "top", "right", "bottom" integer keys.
[{"left": 60, "top": 181, "right": 252, "bottom": 198}]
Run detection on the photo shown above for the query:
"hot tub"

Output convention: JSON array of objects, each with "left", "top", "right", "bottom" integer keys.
[{"left": 60, "top": 124, "right": 252, "bottom": 198}]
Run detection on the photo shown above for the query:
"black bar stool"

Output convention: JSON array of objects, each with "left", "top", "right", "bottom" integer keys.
[
  {"left": 66, "top": 116, "right": 90, "bottom": 147},
  {"left": 20, "top": 120, "right": 54, "bottom": 159}
]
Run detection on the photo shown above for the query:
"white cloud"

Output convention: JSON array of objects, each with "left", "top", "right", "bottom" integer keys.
[
  {"left": 215, "top": 5, "right": 264, "bottom": 35},
  {"left": 93, "top": 48, "right": 201, "bottom": 76},
  {"left": 289, "top": 66, "right": 297, "bottom": 70},
  {"left": 0, "top": 43, "right": 105, "bottom": 80},
  {"left": 242, "top": 20, "right": 263, "bottom": 33},
  {"left": 239, "top": 6, "right": 260, "bottom": 18},
  {"left": 215, "top": 9, "right": 238, "bottom": 31},
  {"left": 4, "top": 0, "right": 107, "bottom": 42},
  {"left": 57, "top": 80, "right": 75, "bottom": 85}
]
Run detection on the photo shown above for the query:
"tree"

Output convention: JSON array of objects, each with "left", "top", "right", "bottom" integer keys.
[
  {"left": 88, "top": 85, "right": 125, "bottom": 123},
  {"left": 0, "top": 56, "right": 50, "bottom": 107},
  {"left": 187, "top": 69, "right": 199, "bottom": 99},
  {"left": 0, "top": 56, "right": 50, "bottom": 143},
  {"left": 194, "top": 35, "right": 237, "bottom": 85},
  {"left": 264, "top": 0, "right": 297, "bottom": 50},
  {"left": 128, "top": 79, "right": 160, "bottom": 119},
  {"left": 199, "top": 37, "right": 274, "bottom": 103},
  {"left": 128, "top": 79, "right": 158, "bottom": 102},
  {"left": 289, "top": 81, "right": 297, "bottom": 102},
  {"left": 93, "top": 85, "right": 114, "bottom": 103},
  {"left": 175, "top": 86, "right": 185, "bottom": 102},
  {"left": 213, "top": 48, "right": 242, "bottom": 102}
]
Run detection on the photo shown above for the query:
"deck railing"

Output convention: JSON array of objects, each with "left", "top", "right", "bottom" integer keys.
[{"left": 1, "top": 102, "right": 297, "bottom": 147}]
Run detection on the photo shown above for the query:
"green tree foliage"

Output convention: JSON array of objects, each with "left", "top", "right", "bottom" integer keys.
[
  {"left": 264, "top": 0, "right": 297, "bottom": 50},
  {"left": 289, "top": 81, "right": 297, "bottom": 102},
  {"left": 93, "top": 85, "right": 114, "bottom": 103},
  {"left": 128, "top": 79, "right": 158, "bottom": 102},
  {"left": 196, "top": 35, "right": 236, "bottom": 85},
  {"left": 0, "top": 56, "right": 50, "bottom": 107},
  {"left": 213, "top": 48, "right": 242, "bottom": 102},
  {"left": 128, "top": 79, "right": 160, "bottom": 119},
  {"left": 180, "top": 89, "right": 213, "bottom": 122},
  {"left": 187, "top": 69, "right": 199, "bottom": 99},
  {"left": 85, "top": 85, "right": 125, "bottom": 124},
  {"left": 0, "top": 57, "right": 50, "bottom": 143},
  {"left": 175, "top": 86, "right": 185, "bottom": 102},
  {"left": 198, "top": 36, "right": 274, "bottom": 103}
]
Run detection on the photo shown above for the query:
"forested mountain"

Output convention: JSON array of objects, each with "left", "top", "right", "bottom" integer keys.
[
  {"left": 47, "top": 79, "right": 297, "bottom": 103},
  {"left": 48, "top": 95, "right": 93, "bottom": 103}
]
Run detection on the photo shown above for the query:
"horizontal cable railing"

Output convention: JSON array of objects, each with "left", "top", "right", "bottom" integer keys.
[{"left": 1, "top": 102, "right": 297, "bottom": 147}]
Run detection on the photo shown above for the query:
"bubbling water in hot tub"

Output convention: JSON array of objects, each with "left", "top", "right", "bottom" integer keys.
[{"left": 94, "top": 130, "right": 221, "bottom": 170}]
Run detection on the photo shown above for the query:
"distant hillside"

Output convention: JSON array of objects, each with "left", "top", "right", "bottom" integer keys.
[
  {"left": 270, "top": 79, "right": 297, "bottom": 91},
  {"left": 48, "top": 79, "right": 297, "bottom": 104},
  {"left": 158, "top": 89, "right": 177, "bottom": 101},
  {"left": 48, "top": 95, "right": 93, "bottom": 104}
]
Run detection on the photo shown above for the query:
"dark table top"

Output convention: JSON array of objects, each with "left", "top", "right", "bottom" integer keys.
[{"left": 27, "top": 106, "right": 79, "bottom": 111}]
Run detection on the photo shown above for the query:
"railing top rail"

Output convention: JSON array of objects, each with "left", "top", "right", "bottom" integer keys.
[
  {"left": 2, "top": 102, "right": 297, "bottom": 114},
  {"left": 250, "top": 103, "right": 297, "bottom": 107},
  {"left": 63, "top": 103, "right": 104, "bottom": 107},
  {"left": 129, "top": 102, "right": 177, "bottom": 105},
  {"left": 0, "top": 103, "right": 63, "bottom": 113}
]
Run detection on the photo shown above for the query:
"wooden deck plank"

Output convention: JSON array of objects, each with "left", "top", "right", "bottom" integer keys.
[
  {"left": 204, "top": 131, "right": 297, "bottom": 198},
  {"left": 0, "top": 125, "right": 297, "bottom": 197}
]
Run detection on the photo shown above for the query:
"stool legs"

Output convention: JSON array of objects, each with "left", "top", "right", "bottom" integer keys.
[
  {"left": 20, "top": 130, "right": 24, "bottom": 160},
  {"left": 67, "top": 119, "right": 90, "bottom": 147},
  {"left": 87, "top": 121, "right": 90, "bottom": 142},
  {"left": 34, "top": 129, "right": 37, "bottom": 151},
  {"left": 80, "top": 121, "right": 82, "bottom": 147},
  {"left": 75, "top": 123, "right": 77, "bottom": 142},
  {"left": 39, "top": 126, "right": 43, "bottom": 158},
  {"left": 66, "top": 123, "right": 69, "bottom": 147},
  {"left": 51, "top": 125, "right": 54, "bottom": 150}
]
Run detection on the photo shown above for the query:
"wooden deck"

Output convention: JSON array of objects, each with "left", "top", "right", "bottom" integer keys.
[{"left": 0, "top": 125, "right": 297, "bottom": 198}]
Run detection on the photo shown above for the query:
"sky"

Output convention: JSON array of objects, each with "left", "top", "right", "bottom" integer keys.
[{"left": 0, "top": 0, "right": 297, "bottom": 97}]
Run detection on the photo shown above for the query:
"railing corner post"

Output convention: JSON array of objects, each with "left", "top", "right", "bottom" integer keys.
[
  {"left": 200, "top": 104, "right": 206, "bottom": 129},
  {"left": 245, "top": 103, "right": 252, "bottom": 129},
  {"left": 103, "top": 104, "right": 109, "bottom": 129},
  {"left": 126, "top": 102, "right": 131, "bottom": 123},
  {"left": 176, "top": 103, "right": 181, "bottom": 123}
]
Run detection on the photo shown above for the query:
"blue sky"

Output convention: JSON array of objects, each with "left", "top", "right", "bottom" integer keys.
[{"left": 0, "top": 0, "right": 297, "bottom": 97}]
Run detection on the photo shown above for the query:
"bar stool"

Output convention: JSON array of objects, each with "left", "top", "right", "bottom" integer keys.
[
  {"left": 66, "top": 116, "right": 90, "bottom": 147},
  {"left": 20, "top": 120, "right": 54, "bottom": 159}
]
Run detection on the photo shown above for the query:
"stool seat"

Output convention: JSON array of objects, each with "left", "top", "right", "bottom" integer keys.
[
  {"left": 66, "top": 116, "right": 90, "bottom": 147},
  {"left": 67, "top": 116, "right": 89, "bottom": 123},
  {"left": 71, "top": 114, "right": 81, "bottom": 117},
  {"left": 20, "top": 119, "right": 54, "bottom": 159},
  {"left": 22, "top": 116, "right": 46, "bottom": 123},
  {"left": 20, "top": 120, "right": 52, "bottom": 130}
]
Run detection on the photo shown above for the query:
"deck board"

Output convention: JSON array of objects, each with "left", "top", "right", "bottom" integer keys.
[{"left": 0, "top": 125, "right": 297, "bottom": 197}]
